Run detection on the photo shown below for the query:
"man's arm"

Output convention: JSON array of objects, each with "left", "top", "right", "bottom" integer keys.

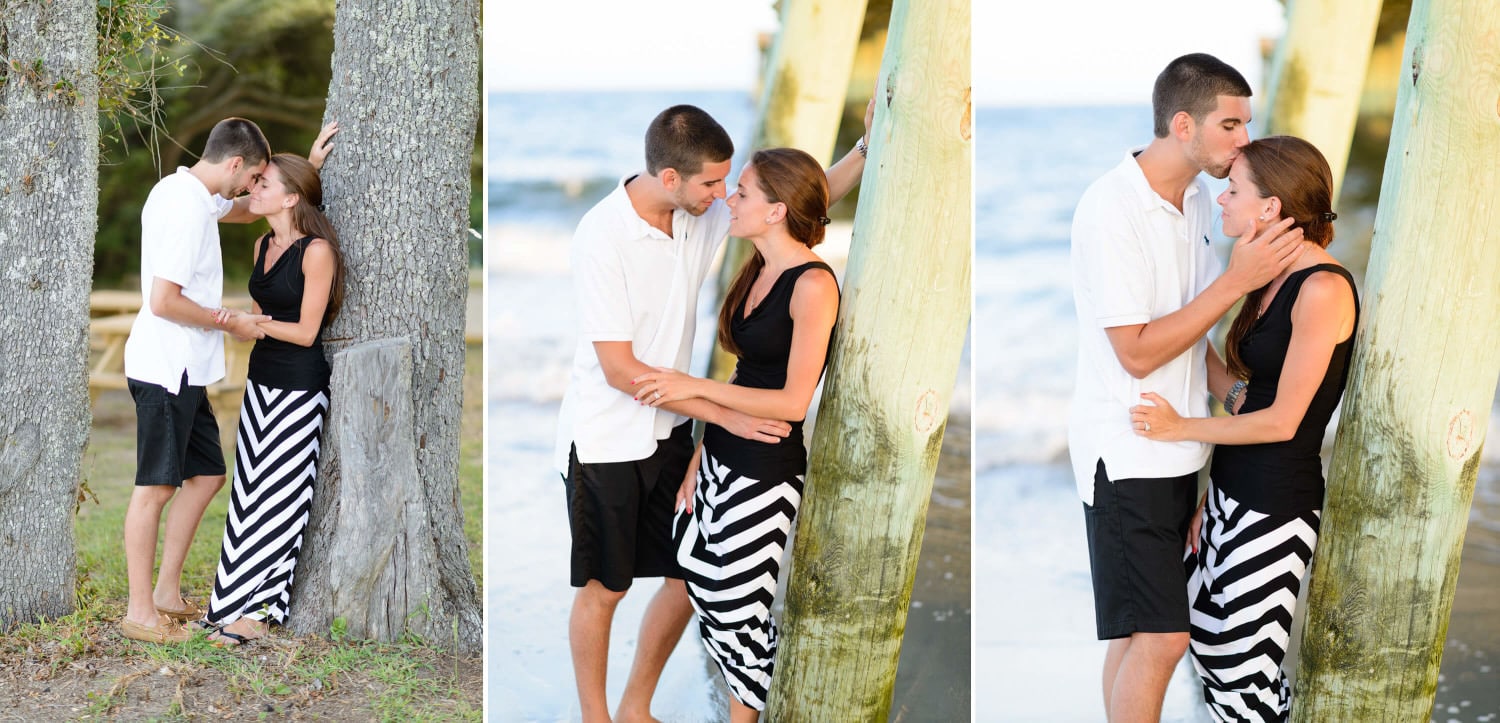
[
  {"left": 592, "top": 341, "right": 790, "bottom": 444},
  {"left": 1105, "top": 217, "right": 1304, "bottom": 378},
  {"left": 149, "top": 278, "right": 267, "bottom": 341}
]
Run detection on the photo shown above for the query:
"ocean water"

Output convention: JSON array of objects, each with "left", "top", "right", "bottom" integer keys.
[
  {"left": 971, "top": 105, "right": 1500, "bottom": 721},
  {"left": 485, "top": 90, "right": 971, "bottom": 720}
]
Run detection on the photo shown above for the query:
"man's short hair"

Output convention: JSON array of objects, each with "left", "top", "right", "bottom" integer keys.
[
  {"left": 644, "top": 105, "right": 734, "bottom": 178},
  {"left": 1152, "top": 54, "right": 1252, "bottom": 138},
  {"left": 201, "top": 118, "right": 271, "bottom": 166}
]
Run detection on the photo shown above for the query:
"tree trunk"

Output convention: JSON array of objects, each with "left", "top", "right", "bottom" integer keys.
[
  {"left": 708, "top": 0, "right": 871, "bottom": 381},
  {"left": 285, "top": 0, "right": 481, "bottom": 652},
  {"left": 765, "top": 0, "right": 971, "bottom": 716},
  {"left": 0, "top": 0, "right": 97, "bottom": 628},
  {"left": 320, "top": 339, "right": 445, "bottom": 641},
  {"left": 1262, "top": 0, "right": 1382, "bottom": 203},
  {"left": 1292, "top": 1, "right": 1500, "bottom": 718}
]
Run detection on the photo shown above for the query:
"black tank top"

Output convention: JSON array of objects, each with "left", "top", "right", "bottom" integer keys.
[
  {"left": 1212, "top": 264, "right": 1359, "bottom": 515},
  {"left": 702, "top": 261, "right": 837, "bottom": 480},
  {"left": 246, "top": 232, "right": 331, "bottom": 391}
]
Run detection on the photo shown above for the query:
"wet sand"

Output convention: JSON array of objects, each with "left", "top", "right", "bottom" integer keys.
[{"left": 892, "top": 415, "right": 972, "bottom": 721}]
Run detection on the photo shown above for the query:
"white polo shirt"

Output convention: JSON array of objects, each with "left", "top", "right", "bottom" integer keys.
[
  {"left": 123, "top": 168, "right": 234, "bottom": 394},
  {"left": 1068, "top": 150, "right": 1219, "bottom": 505},
  {"left": 553, "top": 176, "right": 733, "bottom": 472}
]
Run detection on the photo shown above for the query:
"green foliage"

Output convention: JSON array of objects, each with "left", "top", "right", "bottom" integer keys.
[
  {"left": 92, "top": 0, "right": 482, "bottom": 284},
  {"left": 96, "top": 0, "right": 188, "bottom": 149},
  {"left": 96, "top": 0, "right": 337, "bottom": 284}
]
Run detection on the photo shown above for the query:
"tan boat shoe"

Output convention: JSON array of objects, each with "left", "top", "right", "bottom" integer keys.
[
  {"left": 120, "top": 615, "right": 192, "bottom": 644},
  {"left": 155, "top": 597, "right": 204, "bottom": 622}
]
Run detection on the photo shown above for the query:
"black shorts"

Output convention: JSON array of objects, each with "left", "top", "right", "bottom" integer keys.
[
  {"left": 1083, "top": 459, "right": 1196, "bottom": 640},
  {"left": 129, "top": 373, "right": 227, "bottom": 486},
  {"left": 564, "top": 422, "right": 692, "bottom": 592}
]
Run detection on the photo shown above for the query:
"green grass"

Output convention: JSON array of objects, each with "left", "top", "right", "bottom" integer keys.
[{"left": 2, "top": 342, "right": 484, "bottom": 720}]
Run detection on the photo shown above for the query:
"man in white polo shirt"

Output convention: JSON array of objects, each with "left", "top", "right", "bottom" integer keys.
[
  {"left": 558, "top": 104, "right": 868, "bottom": 722},
  {"left": 1069, "top": 54, "right": 1304, "bottom": 722},
  {"left": 119, "top": 117, "right": 335, "bottom": 644}
]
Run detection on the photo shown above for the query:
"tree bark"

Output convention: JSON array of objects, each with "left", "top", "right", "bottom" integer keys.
[
  {"left": 320, "top": 339, "right": 445, "bottom": 642},
  {"left": 708, "top": 0, "right": 871, "bottom": 381},
  {"left": 0, "top": 0, "right": 98, "bottom": 628},
  {"left": 1262, "top": 0, "right": 1382, "bottom": 203},
  {"left": 285, "top": 0, "right": 481, "bottom": 652},
  {"left": 1292, "top": 0, "right": 1500, "bottom": 718},
  {"left": 765, "top": 0, "right": 971, "bottom": 716}
]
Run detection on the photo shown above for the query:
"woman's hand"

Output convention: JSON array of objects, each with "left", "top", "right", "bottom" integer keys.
[
  {"left": 309, "top": 121, "right": 340, "bottom": 171},
  {"left": 863, "top": 96, "right": 875, "bottom": 141},
  {"left": 632, "top": 367, "right": 703, "bottom": 407},
  {"left": 1129, "top": 392, "right": 1187, "bottom": 441},
  {"left": 676, "top": 446, "right": 702, "bottom": 514}
]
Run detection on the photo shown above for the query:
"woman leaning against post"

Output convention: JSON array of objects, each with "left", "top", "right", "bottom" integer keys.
[
  {"left": 1131, "top": 135, "right": 1359, "bottom": 722},
  {"left": 632, "top": 147, "right": 842, "bottom": 722}
]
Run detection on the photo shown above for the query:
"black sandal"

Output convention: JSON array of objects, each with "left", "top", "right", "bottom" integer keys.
[
  {"left": 209, "top": 629, "right": 252, "bottom": 648},
  {"left": 188, "top": 619, "right": 218, "bottom": 634}
]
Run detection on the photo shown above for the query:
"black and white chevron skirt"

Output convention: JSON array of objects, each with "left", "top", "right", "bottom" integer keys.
[
  {"left": 1188, "top": 483, "right": 1321, "bottom": 722},
  {"left": 673, "top": 448, "right": 803, "bottom": 711},
  {"left": 206, "top": 383, "right": 329, "bottom": 626}
]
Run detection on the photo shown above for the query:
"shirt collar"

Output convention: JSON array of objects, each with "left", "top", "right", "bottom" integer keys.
[
  {"left": 1118, "top": 148, "right": 1198, "bottom": 216},
  {"left": 175, "top": 166, "right": 229, "bottom": 213},
  {"left": 608, "top": 174, "right": 674, "bottom": 241}
]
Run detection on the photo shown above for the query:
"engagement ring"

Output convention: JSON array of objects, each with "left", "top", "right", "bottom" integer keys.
[
  {"left": 1145, "top": 422, "right": 1151, "bottom": 431},
  {"left": 653, "top": 391, "right": 662, "bottom": 400}
]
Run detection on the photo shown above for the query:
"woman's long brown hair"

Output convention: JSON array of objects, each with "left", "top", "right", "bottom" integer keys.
[
  {"left": 717, "top": 148, "right": 830, "bottom": 356},
  {"left": 1223, "top": 136, "right": 1336, "bottom": 380},
  {"left": 268, "top": 153, "right": 345, "bottom": 325}
]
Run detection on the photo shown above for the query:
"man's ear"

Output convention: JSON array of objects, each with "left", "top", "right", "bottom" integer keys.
[
  {"left": 1172, "top": 111, "right": 1194, "bottom": 142},
  {"left": 659, "top": 167, "right": 680, "bottom": 190}
]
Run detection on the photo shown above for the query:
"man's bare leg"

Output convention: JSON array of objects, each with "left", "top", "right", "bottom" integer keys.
[
  {"left": 572, "top": 580, "right": 628, "bottom": 723},
  {"left": 616, "top": 578, "right": 694, "bottom": 722},
  {"left": 124, "top": 485, "right": 178, "bottom": 627},
  {"left": 153, "top": 473, "right": 225, "bottom": 610},
  {"left": 1103, "top": 636, "right": 1131, "bottom": 718},
  {"left": 1108, "top": 631, "right": 1189, "bottom": 723}
]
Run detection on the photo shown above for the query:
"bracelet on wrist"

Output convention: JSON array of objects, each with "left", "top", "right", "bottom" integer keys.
[
  {"left": 855, "top": 136, "right": 868, "bottom": 158},
  {"left": 1224, "top": 379, "right": 1248, "bottom": 415}
]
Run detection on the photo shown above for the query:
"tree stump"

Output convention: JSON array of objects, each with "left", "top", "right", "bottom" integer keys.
[{"left": 308, "top": 338, "right": 444, "bottom": 642}]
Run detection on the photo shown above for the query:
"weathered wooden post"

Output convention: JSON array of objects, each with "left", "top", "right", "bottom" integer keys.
[
  {"left": 1292, "top": 0, "right": 1500, "bottom": 718},
  {"left": 1262, "top": 0, "right": 1383, "bottom": 202},
  {"left": 708, "top": 0, "right": 871, "bottom": 380},
  {"left": 765, "top": 0, "right": 971, "bottom": 716},
  {"left": 0, "top": 0, "right": 97, "bottom": 627},
  {"left": 317, "top": 338, "right": 445, "bottom": 641}
]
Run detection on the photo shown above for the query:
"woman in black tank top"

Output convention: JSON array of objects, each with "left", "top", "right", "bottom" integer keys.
[
  {"left": 203, "top": 153, "right": 346, "bottom": 647},
  {"left": 631, "top": 148, "right": 840, "bottom": 717},
  {"left": 1130, "top": 137, "right": 1360, "bottom": 721}
]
